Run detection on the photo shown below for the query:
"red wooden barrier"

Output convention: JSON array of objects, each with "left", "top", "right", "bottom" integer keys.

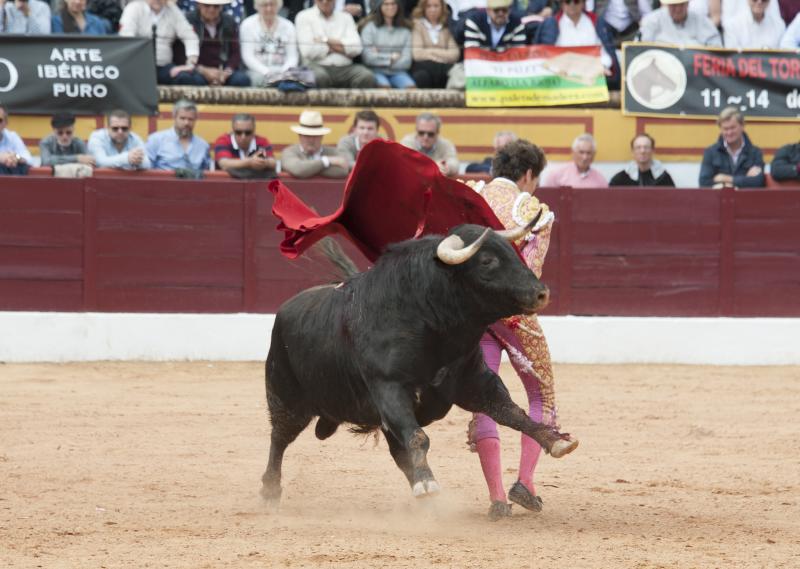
[{"left": 1, "top": 178, "right": 799, "bottom": 316}]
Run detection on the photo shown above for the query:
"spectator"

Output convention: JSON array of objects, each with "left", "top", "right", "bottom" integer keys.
[
  {"left": 0, "top": 103, "right": 31, "bottom": 176},
  {"left": 337, "top": 109, "right": 381, "bottom": 169},
  {"left": 239, "top": 0, "right": 301, "bottom": 87},
  {"left": 39, "top": 113, "right": 95, "bottom": 177},
  {"left": 460, "top": 0, "right": 530, "bottom": 51},
  {"left": 543, "top": 133, "right": 607, "bottom": 188},
  {"left": 119, "top": 0, "right": 201, "bottom": 86},
  {"left": 87, "top": 109, "right": 151, "bottom": 170},
  {"left": 178, "top": 0, "right": 245, "bottom": 24},
  {"left": 52, "top": 0, "right": 111, "bottom": 33},
  {"left": 465, "top": 130, "right": 517, "bottom": 174},
  {"left": 771, "top": 139, "right": 800, "bottom": 182},
  {"left": 723, "top": 0, "right": 785, "bottom": 48},
  {"left": 360, "top": 0, "right": 415, "bottom": 88},
  {"left": 410, "top": 0, "right": 460, "bottom": 89},
  {"left": 284, "top": 0, "right": 365, "bottom": 22},
  {"left": 400, "top": 111, "right": 459, "bottom": 176},
  {"left": 295, "top": 0, "right": 377, "bottom": 88},
  {"left": 146, "top": 99, "right": 210, "bottom": 174},
  {"left": 721, "top": 0, "right": 781, "bottom": 31},
  {"left": 780, "top": 11, "right": 800, "bottom": 46},
  {"left": 609, "top": 133, "right": 675, "bottom": 187},
  {"left": 214, "top": 113, "right": 277, "bottom": 179},
  {"left": 593, "top": 0, "right": 653, "bottom": 47},
  {"left": 1, "top": 0, "right": 51, "bottom": 33},
  {"left": 638, "top": 0, "right": 722, "bottom": 46},
  {"left": 699, "top": 107, "right": 765, "bottom": 189},
  {"left": 536, "top": 0, "right": 620, "bottom": 90},
  {"left": 281, "top": 110, "right": 349, "bottom": 178},
  {"left": 183, "top": 0, "right": 251, "bottom": 86}
]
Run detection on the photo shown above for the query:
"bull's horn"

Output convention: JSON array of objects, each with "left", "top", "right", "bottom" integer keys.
[
  {"left": 436, "top": 227, "right": 492, "bottom": 265},
  {"left": 494, "top": 209, "right": 543, "bottom": 242}
]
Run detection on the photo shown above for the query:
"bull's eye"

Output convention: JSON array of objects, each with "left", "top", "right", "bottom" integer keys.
[{"left": 480, "top": 255, "right": 496, "bottom": 267}]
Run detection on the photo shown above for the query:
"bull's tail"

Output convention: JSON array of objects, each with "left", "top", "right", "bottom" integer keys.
[{"left": 312, "top": 237, "right": 360, "bottom": 281}]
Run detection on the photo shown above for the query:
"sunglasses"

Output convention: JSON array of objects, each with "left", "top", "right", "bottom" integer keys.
[
  {"left": 417, "top": 130, "right": 437, "bottom": 138},
  {"left": 491, "top": 6, "right": 509, "bottom": 12},
  {"left": 562, "top": 0, "right": 584, "bottom": 4},
  {"left": 56, "top": 129, "right": 74, "bottom": 136},
  {"left": 234, "top": 129, "right": 254, "bottom": 136},
  {"left": 110, "top": 126, "right": 130, "bottom": 132}
]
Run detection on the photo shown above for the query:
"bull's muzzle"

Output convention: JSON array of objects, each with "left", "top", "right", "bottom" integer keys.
[{"left": 521, "top": 286, "right": 550, "bottom": 314}]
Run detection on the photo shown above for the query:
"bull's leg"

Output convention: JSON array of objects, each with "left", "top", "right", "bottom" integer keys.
[
  {"left": 261, "top": 392, "right": 312, "bottom": 505},
  {"left": 383, "top": 428, "right": 414, "bottom": 486},
  {"left": 371, "top": 381, "right": 440, "bottom": 498},
  {"left": 454, "top": 370, "right": 578, "bottom": 459}
]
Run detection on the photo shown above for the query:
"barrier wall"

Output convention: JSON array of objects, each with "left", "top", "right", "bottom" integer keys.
[{"left": 2, "top": 177, "right": 799, "bottom": 317}]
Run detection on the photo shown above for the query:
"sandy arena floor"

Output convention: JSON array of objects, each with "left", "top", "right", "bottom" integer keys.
[{"left": 1, "top": 362, "right": 798, "bottom": 568}]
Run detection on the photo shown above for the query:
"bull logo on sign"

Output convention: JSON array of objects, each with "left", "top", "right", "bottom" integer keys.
[{"left": 0, "top": 58, "right": 20, "bottom": 92}]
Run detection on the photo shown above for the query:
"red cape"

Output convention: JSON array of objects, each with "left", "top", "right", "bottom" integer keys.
[{"left": 268, "top": 139, "right": 504, "bottom": 263}]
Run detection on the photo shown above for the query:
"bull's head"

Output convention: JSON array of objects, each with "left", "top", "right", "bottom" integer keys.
[{"left": 435, "top": 215, "right": 549, "bottom": 316}]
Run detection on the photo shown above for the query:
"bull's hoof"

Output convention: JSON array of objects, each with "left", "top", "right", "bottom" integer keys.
[
  {"left": 260, "top": 483, "right": 282, "bottom": 506},
  {"left": 550, "top": 437, "right": 579, "bottom": 458},
  {"left": 412, "top": 479, "right": 441, "bottom": 498},
  {"left": 488, "top": 501, "right": 512, "bottom": 521},
  {"left": 508, "top": 481, "right": 543, "bottom": 513}
]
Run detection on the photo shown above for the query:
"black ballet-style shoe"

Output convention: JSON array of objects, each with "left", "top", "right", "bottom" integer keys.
[
  {"left": 508, "top": 481, "right": 543, "bottom": 512},
  {"left": 487, "top": 501, "right": 512, "bottom": 521}
]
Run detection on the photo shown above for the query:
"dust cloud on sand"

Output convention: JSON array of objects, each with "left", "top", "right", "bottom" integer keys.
[{"left": 1, "top": 362, "right": 798, "bottom": 568}]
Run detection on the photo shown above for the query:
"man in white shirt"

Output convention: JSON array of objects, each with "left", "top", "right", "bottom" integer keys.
[
  {"left": 0, "top": 0, "right": 51, "bottom": 33},
  {"left": 724, "top": 0, "right": 786, "bottom": 48},
  {"left": 638, "top": 0, "right": 722, "bottom": 46},
  {"left": 294, "top": 0, "right": 376, "bottom": 88}
]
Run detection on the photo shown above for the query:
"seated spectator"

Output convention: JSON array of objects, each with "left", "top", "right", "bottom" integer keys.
[
  {"left": 448, "top": 0, "right": 487, "bottom": 37},
  {"left": 0, "top": 103, "right": 31, "bottom": 176},
  {"left": 593, "top": 0, "right": 653, "bottom": 47},
  {"left": 337, "top": 109, "right": 381, "bottom": 170},
  {"left": 699, "top": 107, "right": 765, "bottom": 189},
  {"left": 52, "top": 0, "right": 111, "bottom": 33},
  {"left": 400, "top": 111, "right": 459, "bottom": 176},
  {"left": 0, "top": 0, "right": 51, "bottom": 33},
  {"left": 780, "top": 12, "right": 800, "bottom": 47},
  {"left": 119, "top": 0, "right": 201, "bottom": 86},
  {"left": 178, "top": 0, "right": 245, "bottom": 24},
  {"left": 360, "top": 0, "right": 415, "bottom": 88},
  {"left": 460, "top": 0, "right": 530, "bottom": 51},
  {"left": 214, "top": 113, "right": 277, "bottom": 179},
  {"left": 281, "top": 110, "right": 349, "bottom": 178},
  {"left": 239, "top": 0, "right": 301, "bottom": 87},
  {"left": 146, "top": 99, "right": 210, "bottom": 174},
  {"left": 536, "top": 0, "right": 620, "bottom": 90},
  {"left": 723, "top": 0, "right": 785, "bottom": 48},
  {"left": 465, "top": 130, "right": 517, "bottom": 174},
  {"left": 284, "top": 0, "right": 366, "bottom": 22},
  {"left": 721, "top": 0, "right": 781, "bottom": 31},
  {"left": 638, "top": 0, "right": 722, "bottom": 46},
  {"left": 543, "top": 133, "right": 607, "bottom": 188},
  {"left": 609, "top": 133, "right": 675, "bottom": 187},
  {"left": 88, "top": 109, "right": 151, "bottom": 170},
  {"left": 410, "top": 0, "right": 460, "bottom": 89},
  {"left": 39, "top": 113, "right": 95, "bottom": 177},
  {"left": 771, "top": 139, "right": 800, "bottom": 182},
  {"left": 183, "top": 0, "right": 251, "bottom": 86},
  {"left": 295, "top": 0, "right": 377, "bottom": 88}
]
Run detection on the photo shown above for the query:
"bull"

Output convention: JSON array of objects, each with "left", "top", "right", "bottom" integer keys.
[{"left": 261, "top": 219, "right": 578, "bottom": 505}]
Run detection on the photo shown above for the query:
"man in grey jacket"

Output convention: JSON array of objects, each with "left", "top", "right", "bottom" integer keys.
[
  {"left": 39, "top": 113, "right": 95, "bottom": 174},
  {"left": 281, "top": 110, "right": 349, "bottom": 178},
  {"left": 336, "top": 109, "right": 381, "bottom": 171}
]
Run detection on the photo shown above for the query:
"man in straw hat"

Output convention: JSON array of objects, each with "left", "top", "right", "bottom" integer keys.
[
  {"left": 638, "top": 0, "right": 721, "bottom": 45},
  {"left": 281, "top": 110, "right": 349, "bottom": 178}
]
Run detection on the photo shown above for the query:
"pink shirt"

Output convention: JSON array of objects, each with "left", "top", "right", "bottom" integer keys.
[{"left": 544, "top": 162, "right": 608, "bottom": 188}]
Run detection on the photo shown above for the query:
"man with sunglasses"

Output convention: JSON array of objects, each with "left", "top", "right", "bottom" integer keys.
[
  {"left": 214, "top": 113, "right": 276, "bottom": 179},
  {"left": 460, "top": 0, "right": 532, "bottom": 51},
  {"left": 39, "top": 113, "right": 95, "bottom": 176},
  {"left": 88, "top": 109, "right": 151, "bottom": 170},
  {"left": 400, "top": 112, "right": 459, "bottom": 176},
  {"left": 638, "top": 0, "right": 721, "bottom": 46},
  {"left": 0, "top": 103, "right": 31, "bottom": 176}
]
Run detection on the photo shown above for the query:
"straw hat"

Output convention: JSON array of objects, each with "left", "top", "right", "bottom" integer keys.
[
  {"left": 196, "top": 0, "right": 232, "bottom": 5},
  {"left": 487, "top": 0, "right": 512, "bottom": 8},
  {"left": 290, "top": 110, "right": 332, "bottom": 136},
  {"left": 660, "top": 0, "right": 689, "bottom": 4}
]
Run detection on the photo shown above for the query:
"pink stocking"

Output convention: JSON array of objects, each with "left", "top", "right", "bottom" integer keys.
[
  {"left": 518, "top": 434, "right": 541, "bottom": 495},
  {"left": 476, "top": 437, "right": 506, "bottom": 503}
]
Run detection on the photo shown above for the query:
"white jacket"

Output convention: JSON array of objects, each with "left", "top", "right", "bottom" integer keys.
[{"left": 119, "top": 1, "right": 199, "bottom": 66}]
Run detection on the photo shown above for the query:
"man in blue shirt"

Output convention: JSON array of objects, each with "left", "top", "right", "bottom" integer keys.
[
  {"left": 88, "top": 109, "right": 151, "bottom": 170},
  {"left": 145, "top": 99, "right": 210, "bottom": 175},
  {"left": 0, "top": 104, "right": 32, "bottom": 176}
]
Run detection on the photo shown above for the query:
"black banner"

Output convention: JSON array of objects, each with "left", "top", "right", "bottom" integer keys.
[
  {"left": 0, "top": 35, "right": 158, "bottom": 115},
  {"left": 622, "top": 43, "right": 800, "bottom": 120}
]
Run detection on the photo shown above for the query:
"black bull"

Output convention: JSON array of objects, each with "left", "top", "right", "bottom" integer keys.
[{"left": 261, "top": 222, "right": 578, "bottom": 504}]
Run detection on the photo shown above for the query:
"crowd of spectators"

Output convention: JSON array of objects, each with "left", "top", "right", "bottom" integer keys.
[
  {"left": 1, "top": 101, "right": 797, "bottom": 186},
  {"left": 4, "top": 0, "right": 799, "bottom": 90}
]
